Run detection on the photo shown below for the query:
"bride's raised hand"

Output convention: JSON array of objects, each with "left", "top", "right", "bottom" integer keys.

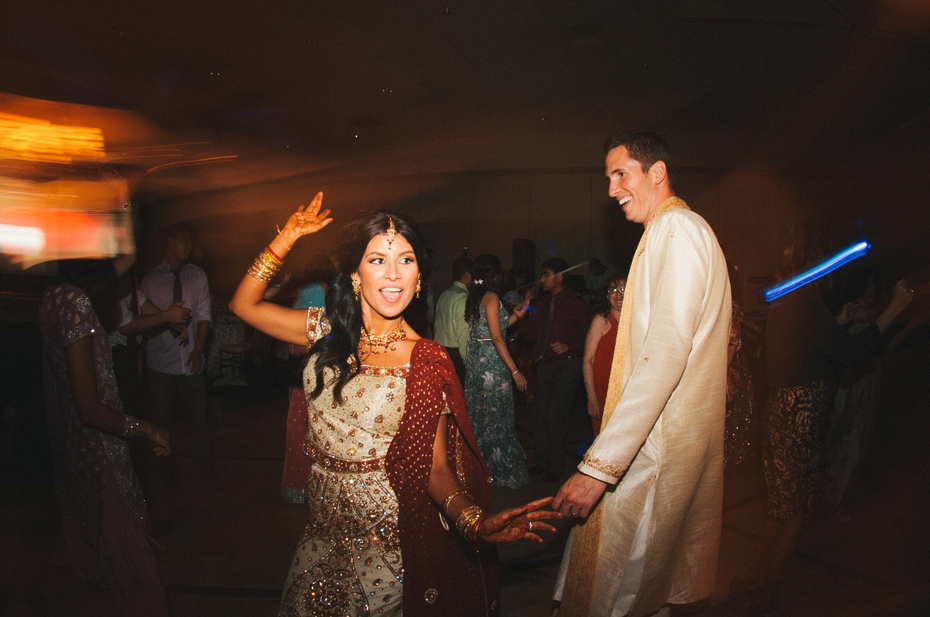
[{"left": 278, "top": 192, "right": 333, "bottom": 248}]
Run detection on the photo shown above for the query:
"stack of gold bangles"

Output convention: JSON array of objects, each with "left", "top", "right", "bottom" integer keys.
[
  {"left": 248, "top": 246, "right": 285, "bottom": 282},
  {"left": 455, "top": 504, "right": 486, "bottom": 544}
]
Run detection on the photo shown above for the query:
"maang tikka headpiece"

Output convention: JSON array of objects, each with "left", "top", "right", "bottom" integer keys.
[{"left": 386, "top": 216, "right": 396, "bottom": 246}]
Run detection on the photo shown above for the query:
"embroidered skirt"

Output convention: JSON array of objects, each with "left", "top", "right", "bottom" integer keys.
[
  {"left": 280, "top": 465, "right": 403, "bottom": 616},
  {"left": 762, "top": 381, "right": 831, "bottom": 520}
]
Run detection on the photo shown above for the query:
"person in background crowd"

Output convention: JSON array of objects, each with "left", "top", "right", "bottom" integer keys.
[
  {"left": 464, "top": 254, "right": 530, "bottom": 489},
  {"left": 518, "top": 257, "right": 591, "bottom": 484},
  {"left": 433, "top": 257, "right": 473, "bottom": 385},
  {"left": 279, "top": 255, "right": 336, "bottom": 504},
  {"left": 582, "top": 276, "right": 625, "bottom": 438},
  {"left": 584, "top": 258, "right": 617, "bottom": 299},
  {"left": 39, "top": 258, "right": 171, "bottom": 617},
  {"left": 142, "top": 223, "right": 213, "bottom": 469},
  {"left": 733, "top": 222, "right": 913, "bottom": 615}
]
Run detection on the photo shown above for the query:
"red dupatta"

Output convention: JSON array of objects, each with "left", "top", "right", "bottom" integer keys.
[{"left": 385, "top": 338, "right": 500, "bottom": 616}]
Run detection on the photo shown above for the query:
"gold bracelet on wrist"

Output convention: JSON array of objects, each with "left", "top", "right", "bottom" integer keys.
[
  {"left": 467, "top": 515, "right": 486, "bottom": 544},
  {"left": 441, "top": 490, "right": 471, "bottom": 519},
  {"left": 247, "top": 248, "right": 284, "bottom": 283},
  {"left": 455, "top": 505, "right": 481, "bottom": 535},
  {"left": 264, "top": 245, "right": 285, "bottom": 265},
  {"left": 455, "top": 504, "right": 486, "bottom": 543},
  {"left": 260, "top": 247, "right": 284, "bottom": 267},
  {"left": 247, "top": 260, "right": 275, "bottom": 282}
]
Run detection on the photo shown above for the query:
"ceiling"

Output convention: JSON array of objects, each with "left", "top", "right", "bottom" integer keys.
[{"left": 1, "top": 0, "right": 930, "bottom": 193}]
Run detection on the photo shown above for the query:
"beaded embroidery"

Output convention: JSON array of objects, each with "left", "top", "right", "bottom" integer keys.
[
  {"left": 581, "top": 453, "right": 625, "bottom": 479},
  {"left": 283, "top": 352, "right": 408, "bottom": 616}
]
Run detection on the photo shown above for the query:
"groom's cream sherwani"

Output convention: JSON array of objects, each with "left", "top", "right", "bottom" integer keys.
[{"left": 557, "top": 202, "right": 731, "bottom": 617}]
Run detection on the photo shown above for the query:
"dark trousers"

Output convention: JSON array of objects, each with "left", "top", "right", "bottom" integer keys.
[
  {"left": 112, "top": 344, "right": 147, "bottom": 418},
  {"left": 147, "top": 368, "right": 211, "bottom": 463},
  {"left": 533, "top": 357, "right": 583, "bottom": 475},
  {"left": 112, "top": 344, "right": 151, "bottom": 484},
  {"left": 444, "top": 346, "right": 467, "bottom": 388}
]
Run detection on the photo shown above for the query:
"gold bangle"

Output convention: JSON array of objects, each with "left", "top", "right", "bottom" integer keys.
[
  {"left": 262, "top": 254, "right": 279, "bottom": 269},
  {"left": 264, "top": 245, "right": 285, "bottom": 265},
  {"left": 455, "top": 504, "right": 485, "bottom": 541},
  {"left": 455, "top": 505, "right": 479, "bottom": 535},
  {"left": 247, "top": 250, "right": 282, "bottom": 283},
  {"left": 247, "top": 262, "right": 275, "bottom": 283},
  {"left": 441, "top": 490, "right": 471, "bottom": 518},
  {"left": 467, "top": 514, "right": 486, "bottom": 544},
  {"left": 258, "top": 249, "right": 282, "bottom": 269}
]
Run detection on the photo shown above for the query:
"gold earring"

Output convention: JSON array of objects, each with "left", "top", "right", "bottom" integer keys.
[
  {"left": 352, "top": 276, "right": 361, "bottom": 302},
  {"left": 415, "top": 273, "right": 421, "bottom": 299}
]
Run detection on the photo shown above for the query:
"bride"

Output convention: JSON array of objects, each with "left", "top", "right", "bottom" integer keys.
[{"left": 230, "top": 193, "right": 558, "bottom": 616}]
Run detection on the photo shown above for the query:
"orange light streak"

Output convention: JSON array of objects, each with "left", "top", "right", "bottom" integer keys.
[
  {"left": 146, "top": 155, "right": 238, "bottom": 174},
  {"left": 0, "top": 112, "right": 106, "bottom": 163}
]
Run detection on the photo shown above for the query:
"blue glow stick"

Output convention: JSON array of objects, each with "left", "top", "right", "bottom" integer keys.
[{"left": 762, "top": 241, "right": 871, "bottom": 302}]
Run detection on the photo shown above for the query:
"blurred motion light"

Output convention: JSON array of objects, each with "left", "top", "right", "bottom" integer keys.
[
  {"left": 0, "top": 223, "right": 45, "bottom": 254},
  {"left": 762, "top": 241, "right": 871, "bottom": 302},
  {"left": 0, "top": 111, "right": 106, "bottom": 164}
]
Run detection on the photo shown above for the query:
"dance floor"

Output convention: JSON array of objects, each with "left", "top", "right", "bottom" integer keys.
[{"left": 3, "top": 344, "right": 930, "bottom": 617}]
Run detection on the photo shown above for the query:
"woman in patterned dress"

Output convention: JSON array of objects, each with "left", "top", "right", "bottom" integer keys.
[
  {"left": 463, "top": 254, "right": 530, "bottom": 489},
  {"left": 38, "top": 259, "right": 172, "bottom": 617},
  {"left": 229, "top": 193, "right": 559, "bottom": 617},
  {"left": 733, "top": 224, "right": 913, "bottom": 614}
]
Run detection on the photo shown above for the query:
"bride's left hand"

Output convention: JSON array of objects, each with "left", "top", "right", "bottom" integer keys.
[{"left": 477, "top": 497, "right": 561, "bottom": 544}]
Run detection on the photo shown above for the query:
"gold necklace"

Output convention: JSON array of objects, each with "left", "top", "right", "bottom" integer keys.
[{"left": 359, "top": 319, "right": 407, "bottom": 355}]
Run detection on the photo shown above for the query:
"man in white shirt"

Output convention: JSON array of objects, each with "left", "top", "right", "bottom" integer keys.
[{"left": 142, "top": 224, "right": 213, "bottom": 466}]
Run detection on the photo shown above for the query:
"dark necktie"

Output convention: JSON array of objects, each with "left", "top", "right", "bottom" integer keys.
[
  {"left": 533, "top": 295, "right": 556, "bottom": 363},
  {"left": 170, "top": 268, "right": 182, "bottom": 338}
]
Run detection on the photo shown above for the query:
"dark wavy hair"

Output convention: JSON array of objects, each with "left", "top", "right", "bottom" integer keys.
[
  {"left": 306, "top": 210, "right": 431, "bottom": 403},
  {"left": 56, "top": 258, "right": 121, "bottom": 332},
  {"left": 593, "top": 275, "right": 626, "bottom": 318},
  {"left": 464, "top": 254, "right": 503, "bottom": 321}
]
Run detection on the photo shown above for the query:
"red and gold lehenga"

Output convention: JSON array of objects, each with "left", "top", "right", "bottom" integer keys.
[{"left": 280, "top": 308, "right": 498, "bottom": 617}]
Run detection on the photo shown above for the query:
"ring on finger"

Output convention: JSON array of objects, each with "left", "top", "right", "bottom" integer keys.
[{"left": 529, "top": 521, "right": 534, "bottom": 531}]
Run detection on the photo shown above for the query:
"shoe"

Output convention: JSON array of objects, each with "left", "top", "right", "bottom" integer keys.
[
  {"left": 542, "top": 472, "right": 560, "bottom": 483},
  {"left": 528, "top": 465, "right": 545, "bottom": 476}
]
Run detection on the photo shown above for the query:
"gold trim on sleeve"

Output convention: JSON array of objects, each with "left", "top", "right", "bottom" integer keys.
[{"left": 582, "top": 454, "right": 625, "bottom": 479}]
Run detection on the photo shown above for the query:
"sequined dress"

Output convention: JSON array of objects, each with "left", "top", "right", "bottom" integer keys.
[
  {"left": 280, "top": 308, "right": 408, "bottom": 616},
  {"left": 38, "top": 283, "right": 168, "bottom": 617},
  {"left": 282, "top": 308, "right": 499, "bottom": 617},
  {"left": 281, "top": 356, "right": 408, "bottom": 616}
]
